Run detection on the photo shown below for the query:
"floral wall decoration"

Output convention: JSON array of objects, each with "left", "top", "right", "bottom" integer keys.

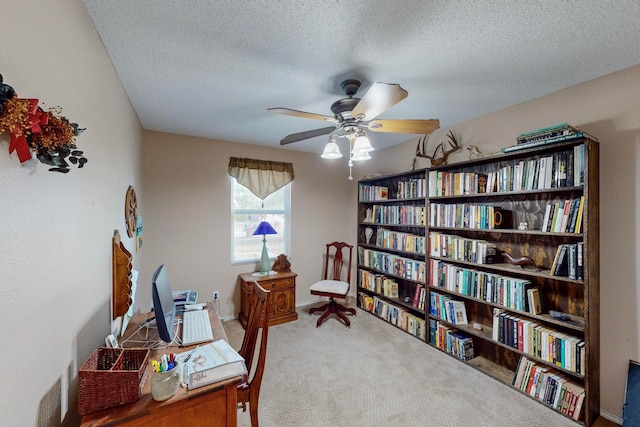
[{"left": 0, "top": 73, "right": 87, "bottom": 173}]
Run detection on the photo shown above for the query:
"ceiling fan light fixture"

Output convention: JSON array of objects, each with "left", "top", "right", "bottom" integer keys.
[
  {"left": 321, "top": 141, "right": 343, "bottom": 159},
  {"left": 350, "top": 150, "right": 371, "bottom": 162},
  {"left": 352, "top": 133, "right": 374, "bottom": 153}
]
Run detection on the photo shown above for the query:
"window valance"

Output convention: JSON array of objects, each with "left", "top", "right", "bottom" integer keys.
[{"left": 228, "top": 157, "right": 294, "bottom": 200}]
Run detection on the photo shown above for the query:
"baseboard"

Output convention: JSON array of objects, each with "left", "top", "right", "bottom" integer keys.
[{"left": 600, "top": 408, "right": 623, "bottom": 425}]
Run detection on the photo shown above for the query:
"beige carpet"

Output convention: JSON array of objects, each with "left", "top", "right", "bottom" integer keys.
[{"left": 224, "top": 302, "right": 579, "bottom": 427}]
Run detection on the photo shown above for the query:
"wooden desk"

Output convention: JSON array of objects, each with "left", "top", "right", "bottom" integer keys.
[
  {"left": 81, "top": 305, "right": 240, "bottom": 427},
  {"left": 238, "top": 271, "right": 297, "bottom": 328}
]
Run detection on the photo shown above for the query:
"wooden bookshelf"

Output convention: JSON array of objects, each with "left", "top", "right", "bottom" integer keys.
[
  {"left": 356, "top": 169, "right": 428, "bottom": 341},
  {"left": 425, "top": 138, "right": 599, "bottom": 425},
  {"left": 356, "top": 138, "right": 599, "bottom": 424}
]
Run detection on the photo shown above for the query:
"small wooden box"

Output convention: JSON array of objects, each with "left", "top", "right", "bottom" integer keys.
[{"left": 78, "top": 347, "right": 150, "bottom": 415}]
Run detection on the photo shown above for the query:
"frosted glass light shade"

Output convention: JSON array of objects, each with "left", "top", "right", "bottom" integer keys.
[
  {"left": 321, "top": 141, "right": 343, "bottom": 159},
  {"left": 352, "top": 134, "right": 374, "bottom": 153},
  {"left": 351, "top": 150, "right": 372, "bottom": 161}
]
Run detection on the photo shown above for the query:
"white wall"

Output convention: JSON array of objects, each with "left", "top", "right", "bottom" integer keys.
[
  {"left": 366, "top": 64, "right": 640, "bottom": 421},
  {"left": 139, "top": 131, "right": 356, "bottom": 319},
  {"left": 0, "top": 1, "right": 143, "bottom": 426}
]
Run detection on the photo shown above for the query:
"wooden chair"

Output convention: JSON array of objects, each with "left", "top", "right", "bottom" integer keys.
[
  {"left": 309, "top": 241, "right": 356, "bottom": 328},
  {"left": 237, "top": 282, "right": 271, "bottom": 427}
]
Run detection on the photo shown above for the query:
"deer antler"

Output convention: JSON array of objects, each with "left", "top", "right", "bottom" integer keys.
[{"left": 416, "top": 130, "right": 461, "bottom": 166}]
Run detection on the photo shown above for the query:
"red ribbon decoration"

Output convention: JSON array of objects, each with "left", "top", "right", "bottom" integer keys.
[{"left": 8, "top": 98, "right": 48, "bottom": 163}]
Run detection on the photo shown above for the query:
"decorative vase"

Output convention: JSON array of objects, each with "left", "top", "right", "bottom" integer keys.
[{"left": 365, "top": 227, "right": 374, "bottom": 244}]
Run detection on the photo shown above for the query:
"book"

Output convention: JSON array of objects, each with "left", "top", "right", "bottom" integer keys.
[
  {"left": 527, "top": 288, "right": 542, "bottom": 315},
  {"left": 566, "top": 197, "right": 580, "bottom": 233},
  {"left": 449, "top": 300, "right": 468, "bottom": 325},
  {"left": 541, "top": 203, "right": 552, "bottom": 232},
  {"left": 573, "top": 195, "right": 585, "bottom": 233},
  {"left": 567, "top": 244, "right": 578, "bottom": 279},
  {"left": 551, "top": 244, "right": 568, "bottom": 277},
  {"left": 576, "top": 242, "right": 584, "bottom": 280},
  {"left": 492, "top": 308, "right": 505, "bottom": 341},
  {"left": 549, "top": 244, "right": 563, "bottom": 276},
  {"left": 517, "top": 123, "right": 580, "bottom": 141},
  {"left": 180, "top": 339, "right": 247, "bottom": 390},
  {"left": 502, "top": 132, "right": 585, "bottom": 153},
  {"left": 558, "top": 199, "right": 573, "bottom": 232}
]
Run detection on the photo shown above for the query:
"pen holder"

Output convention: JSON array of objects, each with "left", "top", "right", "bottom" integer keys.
[{"left": 150, "top": 361, "right": 181, "bottom": 401}]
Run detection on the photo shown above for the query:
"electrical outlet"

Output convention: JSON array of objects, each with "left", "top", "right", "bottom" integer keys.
[{"left": 213, "top": 291, "right": 220, "bottom": 301}]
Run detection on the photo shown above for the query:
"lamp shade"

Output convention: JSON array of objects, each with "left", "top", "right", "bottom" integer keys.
[
  {"left": 351, "top": 150, "right": 372, "bottom": 161},
  {"left": 253, "top": 221, "right": 278, "bottom": 236},
  {"left": 352, "top": 134, "right": 374, "bottom": 153},
  {"left": 321, "top": 141, "right": 343, "bottom": 159}
]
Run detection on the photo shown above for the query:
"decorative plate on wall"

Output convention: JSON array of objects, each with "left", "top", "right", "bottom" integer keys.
[{"left": 125, "top": 186, "right": 137, "bottom": 238}]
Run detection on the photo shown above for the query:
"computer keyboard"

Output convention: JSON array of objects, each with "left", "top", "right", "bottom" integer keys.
[{"left": 182, "top": 309, "right": 214, "bottom": 346}]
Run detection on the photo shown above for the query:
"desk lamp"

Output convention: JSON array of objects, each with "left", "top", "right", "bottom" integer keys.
[{"left": 253, "top": 221, "right": 277, "bottom": 275}]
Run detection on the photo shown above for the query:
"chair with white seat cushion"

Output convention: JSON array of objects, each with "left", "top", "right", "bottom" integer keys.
[{"left": 309, "top": 242, "right": 355, "bottom": 328}]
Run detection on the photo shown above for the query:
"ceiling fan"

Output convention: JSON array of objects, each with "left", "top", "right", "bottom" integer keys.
[{"left": 268, "top": 79, "right": 440, "bottom": 146}]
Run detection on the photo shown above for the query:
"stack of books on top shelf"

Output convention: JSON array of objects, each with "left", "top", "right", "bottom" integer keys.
[{"left": 502, "top": 123, "right": 597, "bottom": 153}]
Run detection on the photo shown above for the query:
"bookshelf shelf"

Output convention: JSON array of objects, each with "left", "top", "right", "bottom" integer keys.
[{"left": 357, "top": 169, "right": 428, "bottom": 341}]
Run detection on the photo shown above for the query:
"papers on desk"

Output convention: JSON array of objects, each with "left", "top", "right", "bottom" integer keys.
[{"left": 177, "top": 340, "right": 247, "bottom": 390}]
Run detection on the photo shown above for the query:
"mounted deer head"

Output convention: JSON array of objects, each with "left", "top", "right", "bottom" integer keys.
[{"left": 415, "top": 130, "right": 461, "bottom": 167}]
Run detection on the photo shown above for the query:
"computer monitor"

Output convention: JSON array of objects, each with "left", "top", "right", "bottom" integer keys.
[{"left": 151, "top": 264, "right": 176, "bottom": 343}]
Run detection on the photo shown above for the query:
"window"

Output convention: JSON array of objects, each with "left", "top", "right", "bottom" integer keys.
[{"left": 231, "top": 179, "right": 290, "bottom": 264}]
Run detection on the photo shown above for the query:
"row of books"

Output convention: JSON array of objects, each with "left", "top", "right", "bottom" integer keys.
[
  {"left": 358, "top": 248, "right": 426, "bottom": 282},
  {"left": 428, "top": 145, "right": 585, "bottom": 197},
  {"left": 493, "top": 308, "right": 585, "bottom": 374},
  {"left": 362, "top": 204, "right": 427, "bottom": 226},
  {"left": 358, "top": 293, "right": 426, "bottom": 340},
  {"left": 428, "top": 170, "right": 488, "bottom": 197},
  {"left": 397, "top": 178, "right": 426, "bottom": 199},
  {"left": 429, "top": 291, "right": 468, "bottom": 325},
  {"left": 550, "top": 243, "right": 584, "bottom": 280},
  {"left": 359, "top": 184, "right": 389, "bottom": 201},
  {"left": 541, "top": 197, "right": 584, "bottom": 234},
  {"left": 429, "top": 320, "right": 475, "bottom": 361},
  {"left": 428, "top": 232, "right": 497, "bottom": 264},
  {"left": 487, "top": 150, "right": 581, "bottom": 193},
  {"left": 375, "top": 228, "right": 426, "bottom": 254},
  {"left": 429, "top": 259, "right": 537, "bottom": 313},
  {"left": 513, "top": 356, "right": 585, "bottom": 421},
  {"left": 358, "top": 270, "right": 399, "bottom": 298},
  {"left": 428, "top": 203, "right": 512, "bottom": 230},
  {"left": 359, "top": 178, "right": 427, "bottom": 201},
  {"left": 501, "top": 144, "right": 586, "bottom": 188}
]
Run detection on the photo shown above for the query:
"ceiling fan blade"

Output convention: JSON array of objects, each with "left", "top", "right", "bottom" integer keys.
[
  {"left": 367, "top": 119, "right": 441, "bottom": 134},
  {"left": 280, "top": 126, "right": 336, "bottom": 145},
  {"left": 351, "top": 82, "right": 408, "bottom": 121},
  {"left": 268, "top": 107, "right": 339, "bottom": 124}
]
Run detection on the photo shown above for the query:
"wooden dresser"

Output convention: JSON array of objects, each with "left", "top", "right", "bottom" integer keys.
[{"left": 238, "top": 271, "right": 297, "bottom": 327}]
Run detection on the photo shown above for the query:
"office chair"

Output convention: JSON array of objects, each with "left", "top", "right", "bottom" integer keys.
[
  {"left": 309, "top": 241, "right": 356, "bottom": 328},
  {"left": 237, "top": 282, "right": 271, "bottom": 427}
]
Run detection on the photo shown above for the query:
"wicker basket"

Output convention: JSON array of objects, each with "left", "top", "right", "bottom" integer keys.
[{"left": 78, "top": 347, "right": 150, "bottom": 415}]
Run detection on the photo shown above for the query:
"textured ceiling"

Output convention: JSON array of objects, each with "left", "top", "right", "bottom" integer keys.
[{"left": 83, "top": 0, "right": 640, "bottom": 154}]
